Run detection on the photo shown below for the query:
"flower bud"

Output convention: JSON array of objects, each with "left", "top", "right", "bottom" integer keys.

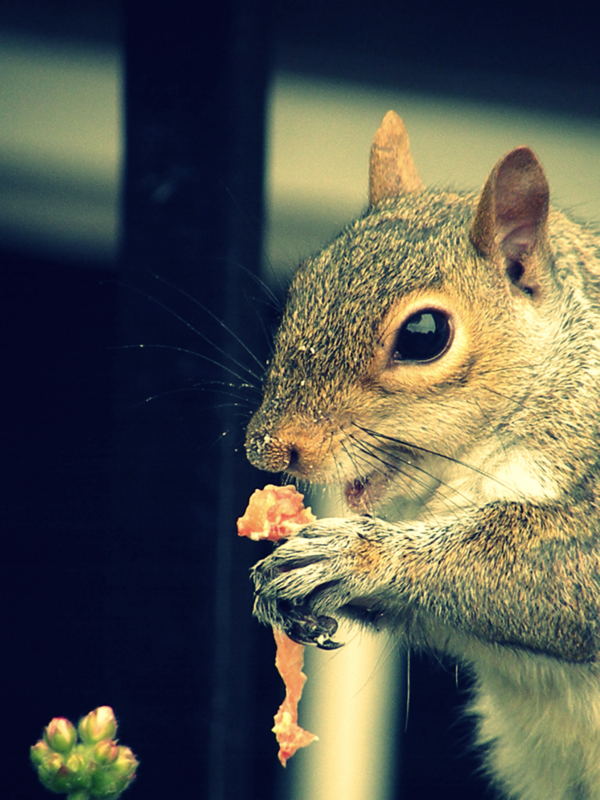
[
  {"left": 36, "top": 751, "right": 73, "bottom": 794},
  {"left": 30, "top": 739, "right": 51, "bottom": 767},
  {"left": 113, "top": 745, "right": 138, "bottom": 781},
  {"left": 37, "top": 749, "right": 63, "bottom": 777},
  {"left": 78, "top": 706, "right": 117, "bottom": 744},
  {"left": 90, "top": 744, "right": 139, "bottom": 797},
  {"left": 94, "top": 738, "right": 119, "bottom": 764},
  {"left": 44, "top": 717, "right": 77, "bottom": 754},
  {"left": 63, "top": 749, "right": 94, "bottom": 792}
]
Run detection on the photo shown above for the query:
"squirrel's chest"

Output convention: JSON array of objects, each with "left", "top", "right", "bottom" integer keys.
[
  {"left": 426, "top": 444, "right": 563, "bottom": 514},
  {"left": 468, "top": 651, "right": 600, "bottom": 799}
]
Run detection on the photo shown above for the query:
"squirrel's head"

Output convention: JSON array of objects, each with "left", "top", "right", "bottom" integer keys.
[{"left": 245, "top": 112, "right": 562, "bottom": 513}]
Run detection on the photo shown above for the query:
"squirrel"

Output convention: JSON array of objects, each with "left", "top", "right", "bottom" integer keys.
[{"left": 245, "top": 111, "right": 600, "bottom": 799}]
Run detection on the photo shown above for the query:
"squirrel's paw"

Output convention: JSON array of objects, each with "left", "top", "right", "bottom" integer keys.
[{"left": 251, "top": 517, "right": 392, "bottom": 649}]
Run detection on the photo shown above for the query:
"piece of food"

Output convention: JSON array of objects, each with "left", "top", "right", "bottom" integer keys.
[
  {"left": 237, "top": 484, "right": 318, "bottom": 765},
  {"left": 271, "top": 627, "right": 318, "bottom": 766},
  {"left": 237, "top": 483, "right": 316, "bottom": 541}
]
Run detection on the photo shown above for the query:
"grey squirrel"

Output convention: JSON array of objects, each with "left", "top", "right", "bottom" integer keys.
[{"left": 245, "top": 111, "right": 600, "bottom": 799}]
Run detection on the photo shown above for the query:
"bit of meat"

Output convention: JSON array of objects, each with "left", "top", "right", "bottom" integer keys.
[
  {"left": 237, "top": 484, "right": 316, "bottom": 541},
  {"left": 271, "top": 628, "right": 318, "bottom": 766},
  {"left": 237, "top": 484, "right": 318, "bottom": 764}
]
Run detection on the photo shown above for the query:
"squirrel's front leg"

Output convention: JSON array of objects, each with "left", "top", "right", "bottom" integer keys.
[
  {"left": 251, "top": 516, "right": 420, "bottom": 648},
  {"left": 252, "top": 503, "right": 599, "bottom": 662}
]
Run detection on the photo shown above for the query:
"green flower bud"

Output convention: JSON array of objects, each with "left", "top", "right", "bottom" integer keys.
[
  {"left": 78, "top": 706, "right": 117, "bottom": 744},
  {"left": 63, "top": 749, "right": 92, "bottom": 791},
  {"left": 37, "top": 749, "right": 64, "bottom": 776},
  {"left": 113, "top": 746, "right": 138, "bottom": 781},
  {"left": 44, "top": 717, "right": 77, "bottom": 754},
  {"left": 36, "top": 751, "right": 73, "bottom": 794},
  {"left": 94, "top": 739, "right": 119, "bottom": 765},
  {"left": 90, "top": 745, "right": 138, "bottom": 798},
  {"left": 30, "top": 739, "right": 51, "bottom": 767}
]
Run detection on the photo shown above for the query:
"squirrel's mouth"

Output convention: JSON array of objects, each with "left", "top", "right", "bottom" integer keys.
[{"left": 344, "top": 474, "right": 389, "bottom": 513}]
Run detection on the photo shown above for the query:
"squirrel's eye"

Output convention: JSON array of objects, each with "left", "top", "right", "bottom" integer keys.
[{"left": 391, "top": 308, "right": 452, "bottom": 363}]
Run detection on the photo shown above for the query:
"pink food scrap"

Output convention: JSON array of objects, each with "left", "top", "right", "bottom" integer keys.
[
  {"left": 237, "top": 484, "right": 318, "bottom": 764},
  {"left": 236, "top": 484, "right": 316, "bottom": 541}
]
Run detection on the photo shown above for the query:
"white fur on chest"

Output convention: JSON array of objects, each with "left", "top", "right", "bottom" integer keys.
[
  {"left": 468, "top": 644, "right": 600, "bottom": 799},
  {"left": 435, "top": 444, "right": 561, "bottom": 513},
  {"left": 414, "top": 617, "right": 600, "bottom": 798}
]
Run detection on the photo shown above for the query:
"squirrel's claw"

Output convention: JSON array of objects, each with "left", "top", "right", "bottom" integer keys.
[
  {"left": 252, "top": 574, "right": 344, "bottom": 648},
  {"left": 251, "top": 518, "right": 383, "bottom": 644},
  {"left": 251, "top": 531, "right": 348, "bottom": 646},
  {"left": 283, "top": 604, "right": 342, "bottom": 649}
]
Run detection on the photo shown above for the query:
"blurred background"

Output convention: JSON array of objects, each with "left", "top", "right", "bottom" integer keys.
[{"left": 2, "top": 2, "right": 599, "bottom": 799}]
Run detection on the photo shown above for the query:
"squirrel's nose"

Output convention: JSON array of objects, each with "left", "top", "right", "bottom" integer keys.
[
  {"left": 245, "top": 429, "right": 299, "bottom": 473},
  {"left": 245, "top": 413, "right": 330, "bottom": 477}
]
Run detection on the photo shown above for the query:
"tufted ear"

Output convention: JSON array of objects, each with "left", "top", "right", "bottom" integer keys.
[
  {"left": 470, "top": 147, "right": 549, "bottom": 269},
  {"left": 369, "top": 111, "right": 423, "bottom": 205}
]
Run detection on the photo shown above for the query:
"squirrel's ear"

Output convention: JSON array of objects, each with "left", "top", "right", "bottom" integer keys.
[
  {"left": 470, "top": 147, "right": 549, "bottom": 262},
  {"left": 369, "top": 111, "right": 423, "bottom": 205}
]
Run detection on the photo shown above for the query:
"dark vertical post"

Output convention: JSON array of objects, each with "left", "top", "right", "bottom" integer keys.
[{"left": 111, "top": 2, "right": 278, "bottom": 798}]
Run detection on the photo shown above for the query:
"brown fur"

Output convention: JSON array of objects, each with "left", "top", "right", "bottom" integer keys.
[{"left": 246, "top": 112, "right": 600, "bottom": 799}]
